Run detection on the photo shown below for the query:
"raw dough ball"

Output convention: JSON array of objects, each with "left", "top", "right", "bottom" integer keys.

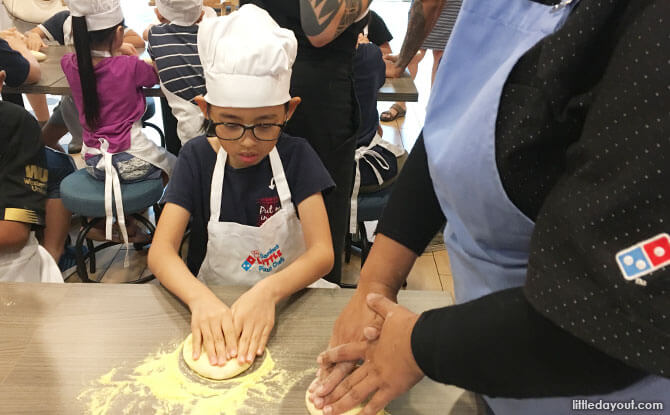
[
  {"left": 182, "top": 333, "right": 251, "bottom": 380},
  {"left": 31, "top": 50, "right": 47, "bottom": 62},
  {"left": 305, "top": 389, "right": 385, "bottom": 415}
]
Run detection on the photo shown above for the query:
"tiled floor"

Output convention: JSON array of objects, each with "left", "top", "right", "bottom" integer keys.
[{"left": 33, "top": 0, "right": 454, "bottom": 300}]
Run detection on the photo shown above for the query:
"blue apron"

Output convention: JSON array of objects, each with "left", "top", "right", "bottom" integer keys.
[{"left": 423, "top": 0, "right": 670, "bottom": 413}]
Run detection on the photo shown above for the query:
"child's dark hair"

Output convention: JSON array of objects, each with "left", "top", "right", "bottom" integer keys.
[{"left": 71, "top": 16, "right": 124, "bottom": 130}]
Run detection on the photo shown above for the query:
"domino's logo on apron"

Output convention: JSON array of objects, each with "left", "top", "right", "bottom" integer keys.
[{"left": 241, "top": 245, "right": 286, "bottom": 272}]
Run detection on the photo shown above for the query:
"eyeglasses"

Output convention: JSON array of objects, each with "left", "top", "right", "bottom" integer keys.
[{"left": 207, "top": 120, "right": 286, "bottom": 141}]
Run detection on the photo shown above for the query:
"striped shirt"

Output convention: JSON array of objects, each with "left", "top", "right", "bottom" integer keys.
[
  {"left": 421, "top": 0, "right": 463, "bottom": 51},
  {"left": 147, "top": 23, "right": 205, "bottom": 104}
]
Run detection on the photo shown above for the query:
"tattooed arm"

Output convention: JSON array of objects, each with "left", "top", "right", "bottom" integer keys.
[
  {"left": 299, "top": 0, "right": 371, "bottom": 47},
  {"left": 386, "top": 0, "right": 445, "bottom": 78}
]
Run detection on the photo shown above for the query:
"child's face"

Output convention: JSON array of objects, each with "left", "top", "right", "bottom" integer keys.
[{"left": 196, "top": 97, "right": 301, "bottom": 169}]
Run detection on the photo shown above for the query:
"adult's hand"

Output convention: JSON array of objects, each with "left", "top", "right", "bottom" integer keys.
[
  {"left": 383, "top": 54, "right": 404, "bottom": 78},
  {"left": 316, "top": 294, "right": 425, "bottom": 415},
  {"left": 310, "top": 287, "right": 388, "bottom": 403}
]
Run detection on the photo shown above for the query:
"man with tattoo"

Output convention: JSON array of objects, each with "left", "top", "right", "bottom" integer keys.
[{"left": 240, "top": 0, "right": 371, "bottom": 284}]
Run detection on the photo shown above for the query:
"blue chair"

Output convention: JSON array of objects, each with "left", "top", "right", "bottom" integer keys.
[
  {"left": 60, "top": 169, "right": 163, "bottom": 283},
  {"left": 345, "top": 185, "right": 394, "bottom": 263}
]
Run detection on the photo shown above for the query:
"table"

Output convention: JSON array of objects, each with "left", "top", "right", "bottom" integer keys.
[
  {"left": 0, "top": 283, "right": 482, "bottom": 414},
  {"left": 2, "top": 45, "right": 419, "bottom": 102}
]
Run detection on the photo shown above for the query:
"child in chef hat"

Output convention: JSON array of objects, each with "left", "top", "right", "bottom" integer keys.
[
  {"left": 149, "top": 4, "right": 336, "bottom": 368},
  {"left": 61, "top": 0, "right": 176, "bottom": 247}
]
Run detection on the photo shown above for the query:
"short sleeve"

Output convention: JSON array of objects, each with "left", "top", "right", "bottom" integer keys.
[
  {"left": 0, "top": 39, "right": 29, "bottom": 87},
  {"left": 284, "top": 137, "right": 335, "bottom": 207},
  {"left": 367, "top": 10, "right": 393, "bottom": 46},
  {"left": 524, "top": 3, "right": 670, "bottom": 377},
  {"left": 39, "top": 10, "right": 70, "bottom": 45},
  {"left": 164, "top": 140, "right": 198, "bottom": 214},
  {"left": 146, "top": 25, "right": 160, "bottom": 61},
  {"left": 133, "top": 57, "right": 159, "bottom": 88},
  {"left": 0, "top": 103, "right": 47, "bottom": 226}
]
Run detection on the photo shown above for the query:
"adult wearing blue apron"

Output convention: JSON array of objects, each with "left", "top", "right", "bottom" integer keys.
[
  {"left": 311, "top": 0, "right": 669, "bottom": 414},
  {"left": 422, "top": 0, "right": 670, "bottom": 413}
]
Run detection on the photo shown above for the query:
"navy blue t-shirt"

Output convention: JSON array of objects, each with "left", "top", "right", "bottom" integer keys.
[
  {"left": 165, "top": 133, "right": 335, "bottom": 275},
  {"left": 39, "top": 10, "right": 70, "bottom": 45},
  {"left": 0, "top": 39, "right": 30, "bottom": 87}
]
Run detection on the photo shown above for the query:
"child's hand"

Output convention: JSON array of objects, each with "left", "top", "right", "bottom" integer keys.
[
  {"left": 231, "top": 283, "right": 278, "bottom": 364},
  {"left": 118, "top": 42, "right": 138, "bottom": 56},
  {"left": 188, "top": 291, "right": 238, "bottom": 366}
]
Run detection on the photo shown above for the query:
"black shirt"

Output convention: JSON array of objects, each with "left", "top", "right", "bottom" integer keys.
[
  {"left": 39, "top": 10, "right": 70, "bottom": 45},
  {"left": 366, "top": 10, "right": 393, "bottom": 47},
  {"left": 0, "top": 39, "right": 29, "bottom": 87},
  {"left": 377, "top": 0, "right": 670, "bottom": 395},
  {"left": 0, "top": 102, "right": 47, "bottom": 226},
  {"left": 165, "top": 134, "right": 335, "bottom": 275},
  {"left": 241, "top": 0, "right": 365, "bottom": 62}
]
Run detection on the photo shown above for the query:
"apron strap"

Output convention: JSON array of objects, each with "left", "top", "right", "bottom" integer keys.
[
  {"left": 210, "top": 148, "right": 227, "bottom": 222},
  {"left": 99, "top": 139, "right": 131, "bottom": 266},
  {"left": 349, "top": 133, "right": 396, "bottom": 233},
  {"left": 210, "top": 147, "right": 292, "bottom": 223},
  {"left": 268, "top": 148, "right": 292, "bottom": 208}
]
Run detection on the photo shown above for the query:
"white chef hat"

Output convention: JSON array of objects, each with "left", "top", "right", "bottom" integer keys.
[
  {"left": 65, "top": 0, "right": 124, "bottom": 31},
  {"left": 197, "top": 4, "right": 297, "bottom": 108},
  {"left": 156, "top": 0, "right": 203, "bottom": 26}
]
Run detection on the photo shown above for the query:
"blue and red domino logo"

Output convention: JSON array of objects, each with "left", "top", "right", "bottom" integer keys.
[{"left": 616, "top": 233, "right": 670, "bottom": 281}]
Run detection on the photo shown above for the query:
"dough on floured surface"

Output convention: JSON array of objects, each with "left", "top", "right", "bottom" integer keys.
[
  {"left": 305, "top": 389, "right": 385, "bottom": 415},
  {"left": 182, "top": 333, "right": 252, "bottom": 380},
  {"left": 31, "top": 50, "right": 47, "bottom": 62}
]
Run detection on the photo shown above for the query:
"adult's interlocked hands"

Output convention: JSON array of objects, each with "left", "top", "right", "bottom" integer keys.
[{"left": 312, "top": 293, "right": 425, "bottom": 415}]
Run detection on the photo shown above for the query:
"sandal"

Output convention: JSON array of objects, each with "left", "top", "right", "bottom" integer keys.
[{"left": 380, "top": 103, "right": 406, "bottom": 122}]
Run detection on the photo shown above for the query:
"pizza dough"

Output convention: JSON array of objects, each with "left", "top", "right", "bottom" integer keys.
[
  {"left": 305, "top": 389, "right": 385, "bottom": 415},
  {"left": 182, "top": 333, "right": 252, "bottom": 380},
  {"left": 31, "top": 50, "right": 47, "bottom": 62}
]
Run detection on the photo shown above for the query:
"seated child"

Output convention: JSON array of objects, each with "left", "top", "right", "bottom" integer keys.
[
  {"left": 148, "top": 5, "right": 336, "bottom": 367},
  {"left": 145, "top": 0, "right": 217, "bottom": 145},
  {"left": 61, "top": 0, "right": 175, "bottom": 246},
  {"left": 25, "top": 7, "right": 145, "bottom": 153},
  {"left": 0, "top": 74, "right": 62, "bottom": 283},
  {"left": 350, "top": 32, "right": 406, "bottom": 233}
]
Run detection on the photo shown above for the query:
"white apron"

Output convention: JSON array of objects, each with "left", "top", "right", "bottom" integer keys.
[
  {"left": 349, "top": 133, "right": 406, "bottom": 233},
  {"left": 197, "top": 147, "right": 336, "bottom": 288},
  {"left": 82, "top": 53, "right": 176, "bottom": 262},
  {"left": 0, "top": 232, "right": 63, "bottom": 283},
  {"left": 160, "top": 85, "right": 205, "bottom": 144}
]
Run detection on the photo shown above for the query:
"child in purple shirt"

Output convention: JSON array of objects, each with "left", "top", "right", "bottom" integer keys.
[{"left": 61, "top": 0, "right": 175, "bottom": 244}]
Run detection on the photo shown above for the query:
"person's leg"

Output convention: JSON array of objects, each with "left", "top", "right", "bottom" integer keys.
[
  {"left": 431, "top": 49, "right": 444, "bottom": 86},
  {"left": 380, "top": 50, "right": 425, "bottom": 122},
  {"left": 41, "top": 100, "right": 68, "bottom": 152},
  {"left": 286, "top": 62, "right": 359, "bottom": 283},
  {"left": 43, "top": 148, "right": 75, "bottom": 262},
  {"left": 59, "top": 96, "right": 84, "bottom": 153},
  {"left": 26, "top": 94, "right": 49, "bottom": 126},
  {"left": 44, "top": 198, "right": 72, "bottom": 261}
]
